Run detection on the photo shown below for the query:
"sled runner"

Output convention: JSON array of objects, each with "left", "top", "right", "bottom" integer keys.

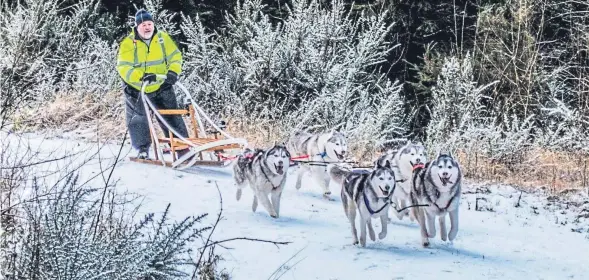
[{"left": 129, "top": 74, "right": 248, "bottom": 170}]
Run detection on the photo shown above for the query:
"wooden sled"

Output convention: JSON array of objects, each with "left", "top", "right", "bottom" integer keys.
[{"left": 129, "top": 75, "right": 248, "bottom": 170}]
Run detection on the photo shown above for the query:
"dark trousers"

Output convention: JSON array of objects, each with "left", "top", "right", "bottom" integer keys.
[{"left": 124, "top": 85, "right": 189, "bottom": 152}]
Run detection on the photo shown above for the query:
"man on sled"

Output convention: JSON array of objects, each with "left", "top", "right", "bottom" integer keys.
[{"left": 116, "top": 9, "right": 192, "bottom": 160}]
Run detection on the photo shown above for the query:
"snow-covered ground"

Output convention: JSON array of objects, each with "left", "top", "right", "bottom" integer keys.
[{"left": 3, "top": 132, "right": 589, "bottom": 279}]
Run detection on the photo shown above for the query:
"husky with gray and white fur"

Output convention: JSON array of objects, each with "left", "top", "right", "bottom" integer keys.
[
  {"left": 373, "top": 148, "right": 397, "bottom": 168},
  {"left": 390, "top": 140, "right": 428, "bottom": 221},
  {"left": 410, "top": 151, "right": 462, "bottom": 247},
  {"left": 233, "top": 144, "right": 291, "bottom": 218},
  {"left": 328, "top": 161, "right": 397, "bottom": 247},
  {"left": 286, "top": 130, "right": 348, "bottom": 199}
]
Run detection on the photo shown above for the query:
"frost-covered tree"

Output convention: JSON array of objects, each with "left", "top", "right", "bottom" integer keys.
[
  {"left": 180, "top": 0, "right": 407, "bottom": 156},
  {"left": 533, "top": 66, "right": 589, "bottom": 154},
  {"left": 425, "top": 52, "right": 496, "bottom": 154},
  {"left": 427, "top": 52, "right": 540, "bottom": 166},
  {"left": 0, "top": 0, "right": 121, "bottom": 131}
]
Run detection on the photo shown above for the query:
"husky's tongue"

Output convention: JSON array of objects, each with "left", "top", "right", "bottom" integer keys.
[
  {"left": 275, "top": 165, "right": 284, "bottom": 175},
  {"left": 440, "top": 176, "right": 451, "bottom": 185},
  {"left": 379, "top": 186, "right": 389, "bottom": 196}
]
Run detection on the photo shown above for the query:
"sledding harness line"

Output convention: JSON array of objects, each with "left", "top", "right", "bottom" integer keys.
[
  {"left": 290, "top": 150, "right": 357, "bottom": 166},
  {"left": 215, "top": 150, "right": 357, "bottom": 167}
]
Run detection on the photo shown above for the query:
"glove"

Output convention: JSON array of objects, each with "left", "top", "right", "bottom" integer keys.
[
  {"left": 141, "top": 73, "right": 157, "bottom": 83},
  {"left": 165, "top": 71, "right": 178, "bottom": 85}
]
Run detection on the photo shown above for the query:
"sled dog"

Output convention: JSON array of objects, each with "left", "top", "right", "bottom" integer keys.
[
  {"left": 373, "top": 148, "right": 397, "bottom": 168},
  {"left": 410, "top": 151, "right": 462, "bottom": 247},
  {"left": 233, "top": 144, "right": 291, "bottom": 218},
  {"left": 328, "top": 161, "right": 397, "bottom": 247},
  {"left": 286, "top": 130, "right": 348, "bottom": 198},
  {"left": 390, "top": 140, "right": 428, "bottom": 221}
]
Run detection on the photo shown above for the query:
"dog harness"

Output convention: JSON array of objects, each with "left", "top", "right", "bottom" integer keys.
[
  {"left": 414, "top": 163, "right": 458, "bottom": 212},
  {"left": 360, "top": 175, "right": 396, "bottom": 215}
]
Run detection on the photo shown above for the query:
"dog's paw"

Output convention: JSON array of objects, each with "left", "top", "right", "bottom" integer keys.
[
  {"left": 441, "top": 231, "right": 448, "bottom": 241},
  {"left": 448, "top": 229, "right": 458, "bottom": 241},
  {"left": 422, "top": 241, "right": 430, "bottom": 247},
  {"left": 369, "top": 231, "right": 376, "bottom": 241},
  {"left": 379, "top": 231, "right": 387, "bottom": 240},
  {"left": 323, "top": 193, "right": 335, "bottom": 201}
]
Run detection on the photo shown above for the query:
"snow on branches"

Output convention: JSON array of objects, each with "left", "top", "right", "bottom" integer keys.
[{"left": 179, "top": 0, "right": 407, "bottom": 153}]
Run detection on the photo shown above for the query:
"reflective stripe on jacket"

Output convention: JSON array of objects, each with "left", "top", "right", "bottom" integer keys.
[{"left": 116, "top": 28, "right": 182, "bottom": 93}]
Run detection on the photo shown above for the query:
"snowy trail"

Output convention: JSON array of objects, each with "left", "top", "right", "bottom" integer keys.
[{"left": 4, "top": 132, "right": 589, "bottom": 279}]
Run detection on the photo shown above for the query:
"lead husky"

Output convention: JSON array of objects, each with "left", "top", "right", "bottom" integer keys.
[
  {"left": 390, "top": 141, "right": 427, "bottom": 221},
  {"left": 410, "top": 151, "right": 462, "bottom": 247},
  {"left": 328, "top": 161, "right": 397, "bottom": 247},
  {"left": 286, "top": 130, "right": 348, "bottom": 199},
  {"left": 233, "top": 144, "right": 291, "bottom": 218}
]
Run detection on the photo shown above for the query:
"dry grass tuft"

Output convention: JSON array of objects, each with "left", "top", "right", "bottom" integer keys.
[
  {"left": 12, "top": 91, "right": 126, "bottom": 143},
  {"left": 455, "top": 148, "right": 589, "bottom": 193}
]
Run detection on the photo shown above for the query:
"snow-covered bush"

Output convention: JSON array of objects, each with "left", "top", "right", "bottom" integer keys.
[
  {"left": 425, "top": 53, "right": 495, "bottom": 152},
  {"left": 179, "top": 0, "right": 407, "bottom": 155},
  {"left": 536, "top": 67, "right": 589, "bottom": 154},
  {"left": 0, "top": 170, "right": 208, "bottom": 279},
  {"left": 425, "top": 52, "right": 538, "bottom": 168},
  {"left": 0, "top": 0, "right": 120, "bottom": 132}
]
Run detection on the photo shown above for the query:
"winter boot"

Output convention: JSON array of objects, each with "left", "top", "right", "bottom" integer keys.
[{"left": 137, "top": 146, "right": 149, "bottom": 159}]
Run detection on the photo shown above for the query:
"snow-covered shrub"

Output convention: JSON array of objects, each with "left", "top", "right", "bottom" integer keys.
[
  {"left": 425, "top": 52, "right": 497, "bottom": 154},
  {"left": 1, "top": 171, "right": 209, "bottom": 280},
  {"left": 536, "top": 67, "right": 589, "bottom": 154},
  {"left": 0, "top": 0, "right": 121, "bottom": 132},
  {"left": 425, "top": 52, "right": 538, "bottom": 169},
  {"left": 179, "top": 0, "right": 407, "bottom": 155}
]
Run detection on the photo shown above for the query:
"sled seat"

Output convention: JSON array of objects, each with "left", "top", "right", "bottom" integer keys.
[{"left": 158, "top": 137, "right": 243, "bottom": 152}]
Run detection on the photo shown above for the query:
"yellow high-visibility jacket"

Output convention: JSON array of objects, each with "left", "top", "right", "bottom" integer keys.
[{"left": 116, "top": 28, "right": 182, "bottom": 94}]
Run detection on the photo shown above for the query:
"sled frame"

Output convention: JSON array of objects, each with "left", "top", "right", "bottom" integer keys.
[{"left": 129, "top": 75, "right": 247, "bottom": 170}]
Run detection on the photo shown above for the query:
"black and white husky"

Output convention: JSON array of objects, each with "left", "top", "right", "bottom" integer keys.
[
  {"left": 328, "top": 161, "right": 397, "bottom": 247},
  {"left": 286, "top": 130, "right": 348, "bottom": 199},
  {"left": 410, "top": 151, "right": 462, "bottom": 247},
  {"left": 233, "top": 144, "right": 291, "bottom": 218},
  {"left": 390, "top": 141, "right": 428, "bottom": 221}
]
